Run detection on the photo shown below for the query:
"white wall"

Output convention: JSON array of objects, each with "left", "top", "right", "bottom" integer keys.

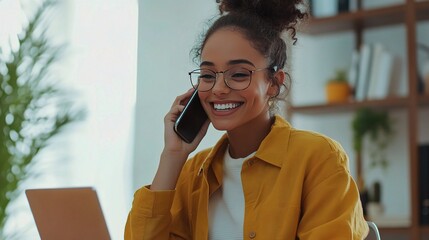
[
  {"left": 132, "top": 1, "right": 222, "bottom": 192},
  {"left": 64, "top": 1, "right": 137, "bottom": 239}
]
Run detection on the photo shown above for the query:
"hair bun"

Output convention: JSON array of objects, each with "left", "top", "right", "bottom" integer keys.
[{"left": 218, "top": 0, "right": 307, "bottom": 33}]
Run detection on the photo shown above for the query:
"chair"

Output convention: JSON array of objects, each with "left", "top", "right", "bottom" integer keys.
[{"left": 365, "top": 221, "right": 381, "bottom": 240}]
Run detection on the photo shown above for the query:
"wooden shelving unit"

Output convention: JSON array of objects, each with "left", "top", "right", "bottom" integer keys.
[
  {"left": 421, "top": 225, "right": 429, "bottom": 234},
  {"left": 290, "top": 97, "right": 409, "bottom": 114},
  {"left": 416, "top": 1, "right": 429, "bottom": 21},
  {"left": 292, "top": 1, "right": 429, "bottom": 239},
  {"left": 420, "top": 95, "right": 429, "bottom": 106},
  {"left": 301, "top": 4, "right": 407, "bottom": 34}
]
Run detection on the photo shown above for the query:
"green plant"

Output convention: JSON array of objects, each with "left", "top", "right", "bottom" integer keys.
[
  {"left": 352, "top": 108, "right": 393, "bottom": 169},
  {"left": 327, "top": 69, "right": 348, "bottom": 84},
  {"left": 0, "top": 1, "right": 83, "bottom": 237}
]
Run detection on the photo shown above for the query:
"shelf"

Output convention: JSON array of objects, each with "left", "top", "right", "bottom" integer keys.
[
  {"left": 379, "top": 227, "right": 410, "bottom": 233},
  {"left": 419, "top": 95, "right": 429, "bottom": 106},
  {"left": 421, "top": 225, "right": 429, "bottom": 234},
  {"left": 302, "top": 4, "right": 406, "bottom": 35},
  {"left": 371, "top": 215, "right": 411, "bottom": 228},
  {"left": 290, "top": 97, "right": 409, "bottom": 114},
  {"left": 416, "top": 1, "right": 429, "bottom": 22}
]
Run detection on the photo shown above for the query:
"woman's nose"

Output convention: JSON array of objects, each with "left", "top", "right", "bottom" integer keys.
[{"left": 211, "top": 73, "right": 230, "bottom": 95}]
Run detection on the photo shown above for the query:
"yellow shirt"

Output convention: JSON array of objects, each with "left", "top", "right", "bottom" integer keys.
[{"left": 125, "top": 116, "right": 369, "bottom": 239}]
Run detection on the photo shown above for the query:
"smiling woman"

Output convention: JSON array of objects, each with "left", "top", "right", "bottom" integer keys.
[{"left": 126, "top": 0, "right": 369, "bottom": 239}]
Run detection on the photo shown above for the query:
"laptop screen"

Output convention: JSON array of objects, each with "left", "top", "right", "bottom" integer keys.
[{"left": 26, "top": 187, "right": 110, "bottom": 240}]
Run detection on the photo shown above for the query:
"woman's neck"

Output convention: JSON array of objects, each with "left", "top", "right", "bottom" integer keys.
[{"left": 227, "top": 113, "right": 274, "bottom": 158}]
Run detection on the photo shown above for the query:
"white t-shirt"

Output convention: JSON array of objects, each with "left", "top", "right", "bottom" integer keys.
[{"left": 208, "top": 147, "right": 255, "bottom": 240}]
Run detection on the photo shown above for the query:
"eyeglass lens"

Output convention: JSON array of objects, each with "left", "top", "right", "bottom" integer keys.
[{"left": 190, "top": 67, "right": 252, "bottom": 91}]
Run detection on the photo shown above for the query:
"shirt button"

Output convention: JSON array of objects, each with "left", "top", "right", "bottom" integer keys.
[
  {"left": 247, "top": 159, "right": 254, "bottom": 166},
  {"left": 249, "top": 231, "right": 256, "bottom": 239}
]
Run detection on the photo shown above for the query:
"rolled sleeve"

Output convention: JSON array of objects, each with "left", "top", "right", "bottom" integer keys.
[
  {"left": 135, "top": 185, "right": 176, "bottom": 217},
  {"left": 125, "top": 185, "right": 176, "bottom": 240}
]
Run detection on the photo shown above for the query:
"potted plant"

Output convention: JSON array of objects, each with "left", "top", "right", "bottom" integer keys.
[
  {"left": 325, "top": 69, "right": 351, "bottom": 103},
  {"left": 0, "top": 1, "right": 83, "bottom": 238},
  {"left": 351, "top": 107, "right": 394, "bottom": 218}
]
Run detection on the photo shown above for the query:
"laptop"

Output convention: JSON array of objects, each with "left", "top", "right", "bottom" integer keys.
[{"left": 26, "top": 187, "right": 111, "bottom": 240}]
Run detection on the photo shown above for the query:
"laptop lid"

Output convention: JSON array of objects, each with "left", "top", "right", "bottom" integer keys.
[{"left": 26, "top": 187, "right": 111, "bottom": 240}]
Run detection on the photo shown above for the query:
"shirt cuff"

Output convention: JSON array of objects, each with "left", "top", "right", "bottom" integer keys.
[{"left": 132, "top": 185, "right": 176, "bottom": 217}]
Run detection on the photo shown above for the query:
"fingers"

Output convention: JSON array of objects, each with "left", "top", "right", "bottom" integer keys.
[
  {"left": 166, "top": 89, "right": 195, "bottom": 123},
  {"left": 190, "top": 120, "right": 211, "bottom": 146},
  {"left": 165, "top": 89, "right": 208, "bottom": 149},
  {"left": 165, "top": 104, "right": 184, "bottom": 123},
  {"left": 171, "top": 88, "right": 195, "bottom": 108}
]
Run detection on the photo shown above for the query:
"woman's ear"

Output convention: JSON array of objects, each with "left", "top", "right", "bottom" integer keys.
[{"left": 268, "top": 70, "right": 285, "bottom": 97}]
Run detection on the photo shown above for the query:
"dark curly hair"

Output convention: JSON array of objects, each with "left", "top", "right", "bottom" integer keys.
[{"left": 191, "top": 0, "right": 307, "bottom": 113}]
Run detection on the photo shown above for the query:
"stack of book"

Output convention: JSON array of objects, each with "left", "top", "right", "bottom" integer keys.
[{"left": 348, "top": 43, "right": 396, "bottom": 101}]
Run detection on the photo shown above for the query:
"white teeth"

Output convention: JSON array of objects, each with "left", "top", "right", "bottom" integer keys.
[{"left": 214, "top": 103, "right": 241, "bottom": 111}]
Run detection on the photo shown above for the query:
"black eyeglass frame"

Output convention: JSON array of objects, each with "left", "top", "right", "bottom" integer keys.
[{"left": 188, "top": 66, "right": 278, "bottom": 92}]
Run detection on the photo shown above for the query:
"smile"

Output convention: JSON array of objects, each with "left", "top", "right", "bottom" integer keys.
[{"left": 213, "top": 102, "right": 243, "bottom": 111}]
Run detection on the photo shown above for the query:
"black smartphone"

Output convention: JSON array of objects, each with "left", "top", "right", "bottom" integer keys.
[{"left": 174, "top": 90, "right": 208, "bottom": 143}]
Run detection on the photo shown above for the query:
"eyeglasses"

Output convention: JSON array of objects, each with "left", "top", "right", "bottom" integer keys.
[{"left": 188, "top": 66, "right": 275, "bottom": 92}]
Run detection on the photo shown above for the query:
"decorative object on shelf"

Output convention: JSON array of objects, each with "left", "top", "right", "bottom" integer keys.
[
  {"left": 309, "top": 0, "right": 338, "bottom": 18},
  {"left": 338, "top": 0, "right": 349, "bottom": 13},
  {"left": 0, "top": 1, "right": 84, "bottom": 238},
  {"left": 418, "top": 144, "right": 429, "bottom": 225},
  {"left": 367, "top": 181, "right": 385, "bottom": 220},
  {"left": 325, "top": 69, "right": 351, "bottom": 103},
  {"left": 309, "top": 0, "right": 350, "bottom": 17},
  {"left": 351, "top": 108, "right": 394, "bottom": 218}
]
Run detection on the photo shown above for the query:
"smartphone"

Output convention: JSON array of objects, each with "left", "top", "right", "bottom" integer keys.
[{"left": 174, "top": 90, "right": 208, "bottom": 143}]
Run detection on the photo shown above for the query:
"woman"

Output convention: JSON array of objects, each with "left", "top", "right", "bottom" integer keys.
[{"left": 125, "top": 0, "right": 369, "bottom": 239}]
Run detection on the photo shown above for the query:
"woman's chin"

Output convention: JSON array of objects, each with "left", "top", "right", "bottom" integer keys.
[{"left": 210, "top": 121, "right": 234, "bottom": 132}]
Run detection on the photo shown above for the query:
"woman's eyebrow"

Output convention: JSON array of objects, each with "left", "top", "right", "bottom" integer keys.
[
  {"left": 228, "top": 59, "right": 255, "bottom": 66},
  {"left": 199, "top": 59, "right": 256, "bottom": 68},
  {"left": 200, "top": 61, "right": 215, "bottom": 67}
]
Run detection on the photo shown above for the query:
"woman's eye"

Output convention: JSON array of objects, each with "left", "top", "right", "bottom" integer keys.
[
  {"left": 199, "top": 74, "right": 216, "bottom": 81},
  {"left": 232, "top": 72, "right": 249, "bottom": 77},
  {"left": 230, "top": 72, "right": 250, "bottom": 80}
]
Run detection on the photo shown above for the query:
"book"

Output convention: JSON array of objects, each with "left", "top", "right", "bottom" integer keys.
[
  {"left": 424, "top": 61, "right": 429, "bottom": 95},
  {"left": 355, "top": 44, "right": 372, "bottom": 101},
  {"left": 348, "top": 49, "right": 360, "bottom": 97},
  {"left": 368, "top": 50, "right": 394, "bottom": 100},
  {"left": 376, "top": 52, "right": 394, "bottom": 98},
  {"left": 419, "top": 144, "right": 429, "bottom": 225},
  {"left": 367, "top": 43, "right": 385, "bottom": 99}
]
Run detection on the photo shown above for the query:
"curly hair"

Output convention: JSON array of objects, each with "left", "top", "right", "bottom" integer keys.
[
  {"left": 191, "top": 0, "right": 307, "bottom": 113},
  {"left": 217, "top": 0, "right": 306, "bottom": 43}
]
